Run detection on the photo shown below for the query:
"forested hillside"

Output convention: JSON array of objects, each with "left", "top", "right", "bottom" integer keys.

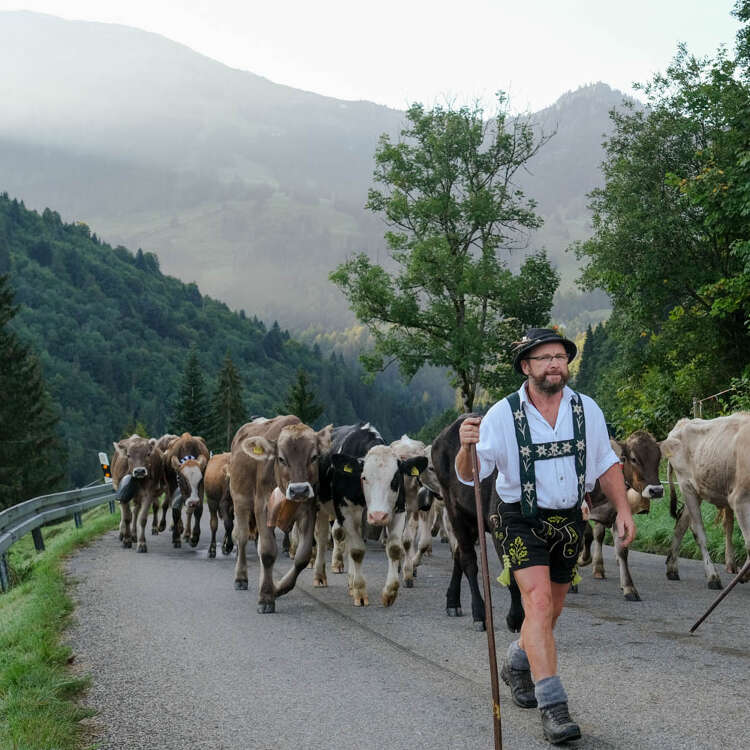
[{"left": 0, "top": 194, "right": 449, "bottom": 487}]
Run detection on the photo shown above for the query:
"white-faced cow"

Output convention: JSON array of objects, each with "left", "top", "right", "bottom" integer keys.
[
  {"left": 315, "top": 423, "right": 426, "bottom": 607},
  {"left": 163, "top": 433, "right": 210, "bottom": 548},
  {"left": 432, "top": 414, "right": 524, "bottom": 632},
  {"left": 111, "top": 435, "right": 164, "bottom": 553},
  {"left": 229, "top": 415, "right": 332, "bottom": 613},
  {"left": 661, "top": 413, "right": 750, "bottom": 589},
  {"left": 578, "top": 431, "right": 664, "bottom": 601}
]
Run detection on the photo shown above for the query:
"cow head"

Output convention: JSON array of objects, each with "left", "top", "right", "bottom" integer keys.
[
  {"left": 115, "top": 436, "right": 158, "bottom": 479},
  {"left": 241, "top": 423, "right": 333, "bottom": 502},
  {"left": 614, "top": 430, "right": 664, "bottom": 514},
  {"left": 355, "top": 445, "right": 428, "bottom": 527},
  {"left": 170, "top": 454, "right": 208, "bottom": 509}
]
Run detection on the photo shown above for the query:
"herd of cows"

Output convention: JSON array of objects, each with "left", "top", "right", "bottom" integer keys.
[{"left": 110, "top": 410, "right": 750, "bottom": 625}]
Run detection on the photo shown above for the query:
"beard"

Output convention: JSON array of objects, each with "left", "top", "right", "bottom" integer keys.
[{"left": 530, "top": 370, "right": 569, "bottom": 394}]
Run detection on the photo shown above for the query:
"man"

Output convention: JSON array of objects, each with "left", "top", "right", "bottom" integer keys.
[{"left": 456, "top": 327, "right": 635, "bottom": 745}]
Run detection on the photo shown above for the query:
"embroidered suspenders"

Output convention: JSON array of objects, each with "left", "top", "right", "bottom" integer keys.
[{"left": 506, "top": 391, "right": 587, "bottom": 519}]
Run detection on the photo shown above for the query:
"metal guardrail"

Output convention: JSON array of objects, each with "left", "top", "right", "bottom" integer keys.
[{"left": 0, "top": 482, "right": 117, "bottom": 592}]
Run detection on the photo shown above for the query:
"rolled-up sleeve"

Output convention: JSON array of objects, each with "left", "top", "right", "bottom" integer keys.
[
  {"left": 584, "top": 397, "right": 620, "bottom": 486},
  {"left": 456, "top": 413, "right": 499, "bottom": 486}
]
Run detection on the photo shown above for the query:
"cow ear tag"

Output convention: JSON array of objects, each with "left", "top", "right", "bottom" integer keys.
[
  {"left": 410, "top": 466, "right": 420, "bottom": 476},
  {"left": 343, "top": 464, "right": 353, "bottom": 473},
  {"left": 253, "top": 444, "right": 264, "bottom": 455}
]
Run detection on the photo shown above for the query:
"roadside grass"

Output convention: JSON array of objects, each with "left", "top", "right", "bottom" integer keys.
[
  {"left": 610, "top": 462, "right": 746, "bottom": 567},
  {"left": 0, "top": 503, "right": 119, "bottom": 750}
]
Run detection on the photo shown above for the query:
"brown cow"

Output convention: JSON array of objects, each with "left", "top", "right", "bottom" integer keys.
[
  {"left": 204, "top": 452, "right": 246, "bottom": 559},
  {"left": 153, "top": 433, "right": 178, "bottom": 531},
  {"left": 661, "top": 413, "right": 750, "bottom": 589},
  {"left": 229, "top": 416, "right": 333, "bottom": 613},
  {"left": 111, "top": 435, "right": 164, "bottom": 552},
  {"left": 164, "top": 433, "right": 210, "bottom": 548},
  {"left": 578, "top": 431, "right": 664, "bottom": 601}
]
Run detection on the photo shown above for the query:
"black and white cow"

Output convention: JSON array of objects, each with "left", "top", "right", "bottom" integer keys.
[{"left": 314, "top": 423, "right": 426, "bottom": 607}]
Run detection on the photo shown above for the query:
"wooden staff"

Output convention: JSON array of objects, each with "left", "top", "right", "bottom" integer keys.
[
  {"left": 690, "top": 557, "right": 750, "bottom": 633},
  {"left": 470, "top": 444, "right": 503, "bottom": 749}
]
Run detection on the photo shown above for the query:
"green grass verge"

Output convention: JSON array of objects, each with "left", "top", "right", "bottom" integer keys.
[{"left": 0, "top": 503, "right": 119, "bottom": 750}]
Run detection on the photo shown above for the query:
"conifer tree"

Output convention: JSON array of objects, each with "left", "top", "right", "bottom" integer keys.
[
  {"left": 282, "top": 369, "right": 324, "bottom": 426},
  {"left": 171, "top": 347, "right": 210, "bottom": 437},
  {"left": 0, "top": 274, "right": 66, "bottom": 509},
  {"left": 210, "top": 352, "right": 246, "bottom": 451}
]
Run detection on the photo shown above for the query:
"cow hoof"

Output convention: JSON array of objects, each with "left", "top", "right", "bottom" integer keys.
[
  {"left": 234, "top": 580, "right": 248, "bottom": 591},
  {"left": 405, "top": 578, "right": 414, "bottom": 588},
  {"left": 331, "top": 562, "right": 344, "bottom": 574},
  {"left": 173, "top": 540, "right": 181, "bottom": 548},
  {"left": 137, "top": 544, "right": 147, "bottom": 553},
  {"left": 624, "top": 591, "right": 641, "bottom": 602},
  {"left": 569, "top": 584, "right": 578, "bottom": 594},
  {"left": 446, "top": 607, "right": 463, "bottom": 617},
  {"left": 118, "top": 532, "right": 124, "bottom": 541},
  {"left": 158, "top": 520, "right": 166, "bottom": 532},
  {"left": 593, "top": 571, "right": 606, "bottom": 580},
  {"left": 122, "top": 539, "right": 131, "bottom": 548},
  {"left": 354, "top": 595, "right": 369, "bottom": 607},
  {"left": 313, "top": 576, "right": 328, "bottom": 588},
  {"left": 257, "top": 602, "right": 275, "bottom": 614},
  {"left": 473, "top": 620, "right": 486, "bottom": 632},
  {"left": 190, "top": 537, "right": 199, "bottom": 548},
  {"left": 441, "top": 537, "right": 449, "bottom": 543},
  {"left": 708, "top": 579, "right": 723, "bottom": 590},
  {"left": 222, "top": 540, "right": 233, "bottom": 555},
  {"left": 208, "top": 547, "right": 216, "bottom": 559},
  {"left": 666, "top": 571, "right": 680, "bottom": 581},
  {"left": 151, "top": 527, "right": 158, "bottom": 535},
  {"left": 506, "top": 613, "right": 523, "bottom": 633}
]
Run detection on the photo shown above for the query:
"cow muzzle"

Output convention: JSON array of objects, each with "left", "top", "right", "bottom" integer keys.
[
  {"left": 286, "top": 482, "right": 313, "bottom": 502},
  {"left": 132, "top": 467, "right": 148, "bottom": 479},
  {"left": 643, "top": 484, "right": 664, "bottom": 499},
  {"left": 368, "top": 511, "right": 390, "bottom": 527}
]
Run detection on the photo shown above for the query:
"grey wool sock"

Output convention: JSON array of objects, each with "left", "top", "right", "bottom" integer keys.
[
  {"left": 507, "top": 640, "right": 530, "bottom": 671},
  {"left": 535, "top": 675, "right": 568, "bottom": 709}
]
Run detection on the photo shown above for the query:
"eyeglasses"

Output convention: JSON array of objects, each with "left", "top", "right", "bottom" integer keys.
[{"left": 526, "top": 354, "right": 569, "bottom": 364}]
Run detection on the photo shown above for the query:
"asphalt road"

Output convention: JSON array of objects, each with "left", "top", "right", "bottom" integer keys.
[{"left": 66, "top": 522, "right": 750, "bottom": 749}]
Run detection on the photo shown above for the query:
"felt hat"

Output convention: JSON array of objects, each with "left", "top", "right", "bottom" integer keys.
[{"left": 512, "top": 327, "right": 577, "bottom": 374}]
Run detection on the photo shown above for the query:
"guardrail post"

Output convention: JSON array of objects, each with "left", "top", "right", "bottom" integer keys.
[
  {"left": 32, "top": 527, "right": 45, "bottom": 552},
  {"left": 73, "top": 512, "right": 83, "bottom": 528},
  {"left": 0, "top": 554, "right": 9, "bottom": 593}
]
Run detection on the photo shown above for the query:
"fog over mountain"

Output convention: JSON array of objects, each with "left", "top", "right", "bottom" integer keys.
[{"left": 1, "top": 10, "right": 631, "bottom": 329}]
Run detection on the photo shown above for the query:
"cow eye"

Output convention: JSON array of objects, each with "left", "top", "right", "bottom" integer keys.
[
  {"left": 630, "top": 455, "right": 638, "bottom": 464},
  {"left": 278, "top": 456, "right": 287, "bottom": 466},
  {"left": 361, "top": 476, "right": 367, "bottom": 483},
  {"left": 310, "top": 454, "right": 318, "bottom": 463}
]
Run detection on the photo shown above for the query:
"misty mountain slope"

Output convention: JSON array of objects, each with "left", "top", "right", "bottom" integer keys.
[{"left": 0, "top": 11, "right": 630, "bottom": 327}]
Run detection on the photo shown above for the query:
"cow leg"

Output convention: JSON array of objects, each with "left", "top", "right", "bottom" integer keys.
[
  {"left": 313, "top": 508, "right": 330, "bottom": 587},
  {"left": 506, "top": 577, "right": 524, "bottom": 633},
  {"left": 578, "top": 521, "right": 593, "bottom": 566},
  {"left": 413, "top": 510, "right": 433, "bottom": 569},
  {"left": 592, "top": 521, "right": 606, "bottom": 579},
  {"left": 190, "top": 503, "right": 202, "bottom": 547},
  {"left": 683, "top": 486, "right": 722, "bottom": 589},
  {"left": 157, "top": 493, "right": 169, "bottom": 532},
  {"left": 401, "top": 512, "right": 417, "bottom": 588},
  {"left": 331, "top": 519, "right": 346, "bottom": 574},
  {"left": 232, "top": 495, "right": 252, "bottom": 590},
  {"left": 666, "top": 506, "right": 691, "bottom": 581},
  {"left": 460, "top": 542, "right": 486, "bottom": 631},
  {"left": 256, "top": 524, "right": 278, "bottom": 613},
  {"left": 183, "top": 506, "right": 193, "bottom": 543},
  {"left": 730, "top": 491, "right": 750, "bottom": 582},
  {"left": 276, "top": 505, "right": 316, "bottom": 598},
  {"left": 151, "top": 499, "right": 159, "bottom": 535},
  {"left": 171, "top": 506, "right": 182, "bottom": 548},
  {"left": 446, "top": 552, "right": 463, "bottom": 616},
  {"left": 615, "top": 533, "right": 640, "bottom": 601},
  {"left": 208, "top": 502, "right": 218, "bottom": 558},
  {"left": 340, "top": 506, "right": 367, "bottom": 606},
  {"left": 721, "top": 507, "right": 737, "bottom": 574},
  {"left": 119, "top": 500, "right": 133, "bottom": 548},
  {"left": 220, "top": 493, "right": 234, "bottom": 555},
  {"left": 382, "top": 512, "right": 407, "bottom": 607},
  {"left": 136, "top": 497, "right": 149, "bottom": 552}
]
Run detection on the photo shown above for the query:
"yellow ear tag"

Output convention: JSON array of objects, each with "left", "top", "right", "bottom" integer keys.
[
  {"left": 410, "top": 466, "right": 420, "bottom": 476},
  {"left": 343, "top": 465, "right": 353, "bottom": 473},
  {"left": 252, "top": 444, "right": 264, "bottom": 455}
]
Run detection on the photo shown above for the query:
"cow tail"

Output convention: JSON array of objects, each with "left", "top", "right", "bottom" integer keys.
[{"left": 668, "top": 462, "right": 681, "bottom": 519}]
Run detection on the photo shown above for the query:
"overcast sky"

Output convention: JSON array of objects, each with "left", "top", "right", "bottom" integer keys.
[{"left": 0, "top": 1, "right": 742, "bottom": 112}]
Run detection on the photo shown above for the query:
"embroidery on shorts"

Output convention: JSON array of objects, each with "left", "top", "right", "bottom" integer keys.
[{"left": 508, "top": 536, "right": 530, "bottom": 566}]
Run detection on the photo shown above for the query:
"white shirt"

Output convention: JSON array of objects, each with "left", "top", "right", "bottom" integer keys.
[{"left": 456, "top": 383, "right": 619, "bottom": 510}]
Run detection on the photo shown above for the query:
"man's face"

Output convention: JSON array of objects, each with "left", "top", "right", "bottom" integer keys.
[{"left": 521, "top": 342, "right": 569, "bottom": 394}]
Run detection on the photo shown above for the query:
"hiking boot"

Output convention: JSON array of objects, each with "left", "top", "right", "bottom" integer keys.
[
  {"left": 500, "top": 658, "right": 537, "bottom": 708},
  {"left": 540, "top": 702, "right": 581, "bottom": 744}
]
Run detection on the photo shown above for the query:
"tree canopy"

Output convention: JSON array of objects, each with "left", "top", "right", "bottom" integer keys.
[{"left": 331, "top": 96, "right": 558, "bottom": 410}]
